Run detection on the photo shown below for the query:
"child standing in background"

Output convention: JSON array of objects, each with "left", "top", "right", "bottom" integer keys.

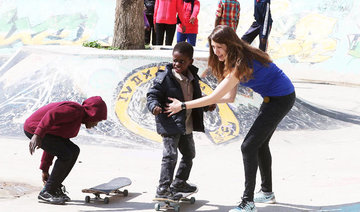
[
  {"left": 215, "top": 0, "right": 241, "bottom": 31},
  {"left": 241, "top": 0, "right": 272, "bottom": 52},
  {"left": 177, "top": 0, "right": 200, "bottom": 46},
  {"left": 144, "top": 0, "right": 156, "bottom": 45},
  {"left": 154, "top": 0, "right": 187, "bottom": 46}
]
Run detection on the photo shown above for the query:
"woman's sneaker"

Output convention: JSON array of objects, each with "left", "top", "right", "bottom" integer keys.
[
  {"left": 253, "top": 190, "right": 276, "bottom": 204},
  {"left": 229, "top": 200, "right": 257, "bottom": 212}
]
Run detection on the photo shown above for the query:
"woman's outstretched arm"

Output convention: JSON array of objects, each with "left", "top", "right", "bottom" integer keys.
[{"left": 165, "top": 71, "right": 239, "bottom": 116}]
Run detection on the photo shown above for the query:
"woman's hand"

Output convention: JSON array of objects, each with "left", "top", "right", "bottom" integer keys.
[{"left": 165, "top": 97, "right": 182, "bottom": 116}]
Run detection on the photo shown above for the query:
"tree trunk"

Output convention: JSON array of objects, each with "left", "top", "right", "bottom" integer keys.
[{"left": 112, "top": 0, "right": 144, "bottom": 49}]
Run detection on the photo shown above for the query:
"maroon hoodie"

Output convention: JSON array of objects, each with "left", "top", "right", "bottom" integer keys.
[{"left": 24, "top": 96, "right": 107, "bottom": 172}]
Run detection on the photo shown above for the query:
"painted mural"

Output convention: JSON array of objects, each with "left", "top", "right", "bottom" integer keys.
[
  {"left": 0, "top": 0, "right": 114, "bottom": 53},
  {"left": 0, "top": 0, "right": 359, "bottom": 146},
  {"left": 1, "top": 47, "right": 355, "bottom": 146},
  {"left": 0, "top": 0, "right": 359, "bottom": 74}
]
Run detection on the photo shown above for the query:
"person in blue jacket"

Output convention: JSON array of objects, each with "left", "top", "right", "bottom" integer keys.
[
  {"left": 165, "top": 25, "right": 295, "bottom": 212},
  {"left": 147, "top": 42, "right": 216, "bottom": 199},
  {"left": 241, "top": 0, "right": 272, "bottom": 52}
]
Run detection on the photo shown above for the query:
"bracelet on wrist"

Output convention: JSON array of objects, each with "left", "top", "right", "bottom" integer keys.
[{"left": 181, "top": 102, "right": 186, "bottom": 110}]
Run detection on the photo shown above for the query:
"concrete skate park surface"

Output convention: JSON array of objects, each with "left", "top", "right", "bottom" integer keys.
[{"left": 0, "top": 46, "right": 360, "bottom": 212}]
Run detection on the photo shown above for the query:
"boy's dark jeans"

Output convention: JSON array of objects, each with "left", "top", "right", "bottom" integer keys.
[
  {"left": 241, "top": 92, "right": 295, "bottom": 201},
  {"left": 25, "top": 131, "right": 80, "bottom": 193},
  {"left": 159, "top": 133, "right": 195, "bottom": 188}
]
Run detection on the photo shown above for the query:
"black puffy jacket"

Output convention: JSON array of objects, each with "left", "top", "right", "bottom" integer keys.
[{"left": 146, "top": 64, "right": 205, "bottom": 136}]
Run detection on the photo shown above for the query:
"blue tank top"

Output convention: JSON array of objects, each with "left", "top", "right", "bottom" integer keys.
[{"left": 240, "top": 60, "right": 294, "bottom": 97}]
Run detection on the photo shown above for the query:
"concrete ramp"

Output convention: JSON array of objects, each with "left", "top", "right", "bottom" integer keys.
[{"left": 0, "top": 46, "right": 358, "bottom": 147}]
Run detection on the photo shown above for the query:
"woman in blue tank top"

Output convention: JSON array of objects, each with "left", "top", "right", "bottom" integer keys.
[{"left": 165, "top": 25, "right": 295, "bottom": 212}]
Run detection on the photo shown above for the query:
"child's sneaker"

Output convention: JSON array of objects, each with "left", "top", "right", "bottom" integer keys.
[
  {"left": 56, "top": 185, "right": 71, "bottom": 202},
  {"left": 170, "top": 181, "right": 197, "bottom": 193},
  {"left": 38, "top": 190, "right": 65, "bottom": 205},
  {"left": 229, "top": 200, "right": 257, "bottom": 212},
  {"left": 155, "top": 186, "right": 170, "bottom": 198},
  {"left": 253, "top": 190, "right": 276, "bottom": 204}
]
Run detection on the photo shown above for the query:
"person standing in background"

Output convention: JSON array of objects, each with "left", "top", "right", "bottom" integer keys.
[
  {"left": 145, "top": 0, "right": 156, "bottom": 46},
  {"left": 215, "top": 0, "right": 241, "bottom": 31},
  {"left": 154, "top": 0, "right": 187, "bottom": 46},
  {"left": 241, "top": 0, "right": 272, "bottom": 52},
  {"left": 176, "top": 0, "right": 200, "bottom": 46}
]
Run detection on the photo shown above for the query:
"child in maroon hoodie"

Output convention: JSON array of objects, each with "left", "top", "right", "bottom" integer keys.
[{"left": 24, "top": 96, "right": 107, "bottom": 204}]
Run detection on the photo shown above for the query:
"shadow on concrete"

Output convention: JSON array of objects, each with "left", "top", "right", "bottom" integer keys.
[
  {"left": 172, "top": 199, "right": 234, "bottom": 212},
  {"left": 296, "top": 97, "right": 360, "bottom": 125},
  {"left": 77, "top": 201, "right": 360, "bottom": 211},
  {"left": 70, "top": 192, "right": 154, "bottom": 211},
  {"left": 258, "top": 201, "right": 360, "bottom": 212}
]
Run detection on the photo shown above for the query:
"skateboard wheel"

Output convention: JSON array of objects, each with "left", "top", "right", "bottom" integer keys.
[
  {"left": 123, "top": 189, "right": 128, "bottom": 197},
  {"left": 104, "top": 197, "right": 110, "bottom": 204},
  {"left": 154, "top": 203, "right": 161, "bottom": 211},
  {"left": 174, "top": 205, "right": 180, "bottom": 212},
  {"left": 85, "top": 196, "right": 90, "bottom": 203},
  {"left": 190, "top": 197, "right": 195, "bottom": 204}
]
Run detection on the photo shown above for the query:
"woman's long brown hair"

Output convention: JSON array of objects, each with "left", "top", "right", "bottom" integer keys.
[{"left": 208, "top": 25, "right": 272, "bottom": 82}]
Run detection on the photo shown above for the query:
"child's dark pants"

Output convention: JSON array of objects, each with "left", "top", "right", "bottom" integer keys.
[
  {"left": 155, "top": 23, "right": 176, "bottom": 46},
  {"left": 159, "top": 133, "right": 195, "bottom": 188},
  {"left": 241, "top": 21, "right": 272, "bottom": 52},
  {"left": 241, "top": 92, "right": 295, "bottom": 201},
  {"left": 25, "top": 131, "right": 80, "bottom": 193}
]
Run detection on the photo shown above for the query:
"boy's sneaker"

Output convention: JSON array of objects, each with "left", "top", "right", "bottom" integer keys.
[
  {"left": 56, "top": 185, "right": 71, "bottom": 202},
  {"left": 170, "top": 181, "right": 197, "bottom": 193},
  {"left": 155, "top": 186, "right": 170, "bottom": 198},
  {"left": 253, "top": 190, "right": 276, "bottom": 204},
  {"left": 229, "top": 200, "right": 257, "bottom": 212},
  {"left": 38, "top": 190, "right": 65, "bottom": 205}
]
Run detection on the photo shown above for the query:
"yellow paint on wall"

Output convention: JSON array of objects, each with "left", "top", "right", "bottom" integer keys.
[
  {"left": 115, "top": 65, "right": 240, "bottom": 144},
  {"left": 115, "top": 66, "right": 163, "bottom": 142},
  {"left": 0, "top": 30, "right": 91, "bottom": 46},
  {"left": 296, "top": 13, "right": 336, "bottom": 40}
]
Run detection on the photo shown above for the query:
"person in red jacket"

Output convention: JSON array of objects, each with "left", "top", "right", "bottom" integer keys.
[
  {"left": 24, "top": 96, "right": 107, "bottom": 204},
  {"left": 154, "top": 0, "right": 187, "bottom": 46},
  {"left": 176, "top": 0, "right": 200, "bottom": 46}
]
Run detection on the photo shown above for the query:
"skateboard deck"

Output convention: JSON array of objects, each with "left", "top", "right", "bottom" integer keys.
[
  {"left": 82, "top": 177, "right": 131, "bottom": 204},
  {"left": 153, "top": 189, "right": 198, "bottom": 212}
]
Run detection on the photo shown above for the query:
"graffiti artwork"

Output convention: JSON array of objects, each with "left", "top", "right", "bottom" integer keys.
[
  {"left": 0, "top": 8, "right": 109, "bottom": 48},
  {"left": 115, "top": 63, "right": 240, "bottom": 144},
  {"left": 348, "top": 34, "right": 360, "bottom": 58},
  {"left": 1, "top": 0, "right": 360, "bottom": 74}
]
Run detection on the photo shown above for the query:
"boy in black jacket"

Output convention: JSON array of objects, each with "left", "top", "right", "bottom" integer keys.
[{"left": 147, "top": 42, "right": 215, "bottom": 199}]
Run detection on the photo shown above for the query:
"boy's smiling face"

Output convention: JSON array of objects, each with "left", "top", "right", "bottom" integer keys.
[{"left": 172, "top": 51, "right": 193, "bottom": 74}]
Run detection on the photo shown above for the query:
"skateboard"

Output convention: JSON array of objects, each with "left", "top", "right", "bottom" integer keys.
[
  {"left": 153, "top": 189, "right": 198, "bottom": 212},
  {"left": 82, "top": 177, "right": 131, "bottom": 204}
]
